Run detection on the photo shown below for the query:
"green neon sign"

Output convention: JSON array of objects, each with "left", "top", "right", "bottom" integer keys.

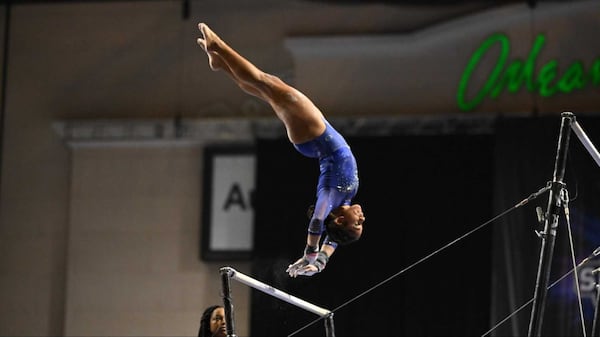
[{"left": 457, "top": 33, "right": 600, "bottom": 112}]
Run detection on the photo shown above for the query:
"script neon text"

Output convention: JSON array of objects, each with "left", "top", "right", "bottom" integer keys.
[{"left": 457, "top": 33, "right": 600, "bottom": 112}]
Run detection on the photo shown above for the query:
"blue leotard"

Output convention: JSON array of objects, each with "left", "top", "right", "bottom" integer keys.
[{"left": 293, "top": 119, "right": 359, "bottom": 239}]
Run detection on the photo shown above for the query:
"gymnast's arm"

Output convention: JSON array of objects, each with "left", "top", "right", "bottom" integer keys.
[
  {"left": 320, "top": 241, "right": 336, "bottom": 259},
  {"left": 286, "top": 191, "right": 338, "bottom": 277},
  {"left": 311, "top": 189, "right": 341, "bottom": 257}
]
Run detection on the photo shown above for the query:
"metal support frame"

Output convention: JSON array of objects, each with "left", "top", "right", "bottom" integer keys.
[{"left": 528, "top": 112, "right": 574, "bottom": 337}]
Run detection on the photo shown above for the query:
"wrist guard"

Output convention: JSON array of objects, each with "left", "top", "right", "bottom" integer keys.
[
  {"left": 302, "top": 245, "right": 319, "bottom": 265},
  {"left": 313, "top": 251, "right": 329, "bottom": 272},
  {"left": 304, "top": 245, "right": 319, "bottom": 255}
]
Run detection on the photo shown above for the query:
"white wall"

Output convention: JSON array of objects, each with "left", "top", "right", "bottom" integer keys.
[{"left": 64, "top": 145, "right": 251, "bottom": 336}]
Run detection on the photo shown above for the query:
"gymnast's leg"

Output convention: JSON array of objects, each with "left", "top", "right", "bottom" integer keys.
[{"left": 196, "top": 22, "right": 325, "bottom": 144}]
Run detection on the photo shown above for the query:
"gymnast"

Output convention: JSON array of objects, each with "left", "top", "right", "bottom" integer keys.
[{"left": 196, "top": 23, "right": 366, "bottom": 277}]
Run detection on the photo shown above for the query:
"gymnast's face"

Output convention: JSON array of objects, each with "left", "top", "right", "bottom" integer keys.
[
  {"left": 210, "top": 307, "right": 227, "bottom": 337},
  {"left": 336, "top": 204, "right": 365, "bottom": 237}
]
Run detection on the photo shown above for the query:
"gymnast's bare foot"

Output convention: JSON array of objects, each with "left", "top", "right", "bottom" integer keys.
[
  {"left": 198, "top": 23, "right": 220, "bottom": 51},
  {"left": 204, "top": 49, "right": 226, "bottom": 72},
  {"left": 196, "top": 23, "right": 227, "bottom": 71}
]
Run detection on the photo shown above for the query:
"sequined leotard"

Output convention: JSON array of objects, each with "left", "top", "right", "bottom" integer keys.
[{"left": 293, "top": 119, "right": 359, "bottom": 241}]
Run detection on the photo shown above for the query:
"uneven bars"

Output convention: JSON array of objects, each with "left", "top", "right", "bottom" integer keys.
[
  {"left": 571, "top": 119, "right": 600, "bottom": 168},
  {"left": 220, "top": 266, "right": 331, "bottom": 317}
]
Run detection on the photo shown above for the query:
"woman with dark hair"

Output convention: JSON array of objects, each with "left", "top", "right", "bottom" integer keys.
[
  {"left": 196, "top": 23, "right": 366, "bottom": 278},
  {"left": 198, "top": 305, "right": 226, "bottom": 337}
]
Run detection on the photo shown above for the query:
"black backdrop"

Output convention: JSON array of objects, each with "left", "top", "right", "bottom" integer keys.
[{"left": 250, "top": 133, "right": 494, "bottom": 336}]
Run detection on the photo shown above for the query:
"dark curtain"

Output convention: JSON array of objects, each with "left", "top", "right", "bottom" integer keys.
[
  {"left": 490, "top": 115, "right": 600, "bottom": 337},
  {"left": 251, "top": 134, "right": 494, "bottom": 336}
]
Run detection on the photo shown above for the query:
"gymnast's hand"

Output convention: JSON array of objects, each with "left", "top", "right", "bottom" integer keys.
[
  {"left": 286, "top": 248, "right": 329, "bottom": 278},
  {"left": 286, "top": 245, "right": 318, "bottom": 277}
]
